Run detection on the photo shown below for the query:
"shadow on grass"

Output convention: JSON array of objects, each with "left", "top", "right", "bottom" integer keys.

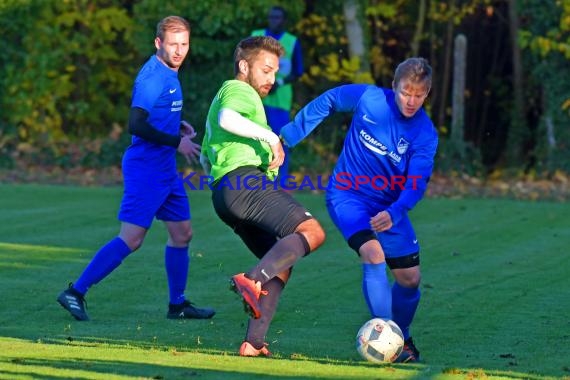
[
  {"left": 0, "top": 352, "right": 423, "bottom": 380},
  {"left": 2, "top": 357, "right": 252, "bottom": 380},
  {"left": 1, "top": 337, "right": 556, "bottom": 380}
]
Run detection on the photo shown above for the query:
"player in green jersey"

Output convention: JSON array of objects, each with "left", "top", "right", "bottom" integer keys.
[{"left": 201, "top": 36, "right": 325, "bottom": 357}]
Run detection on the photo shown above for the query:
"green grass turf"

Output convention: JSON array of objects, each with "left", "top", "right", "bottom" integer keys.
[{"left": 0, "top": 184, "right": 568, "bottom": 379}]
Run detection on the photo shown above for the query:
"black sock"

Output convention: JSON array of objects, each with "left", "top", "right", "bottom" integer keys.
[
  {"left": 245, "top": 276, "right": 285, "bottom": 348},
  {"left": 247, "top": 233, "right": 309, "bottom": 284}
]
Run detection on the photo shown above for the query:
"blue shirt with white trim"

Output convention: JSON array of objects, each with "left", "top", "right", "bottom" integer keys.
[
  {"left": 125, "top": 55, "right": 183, "bottom": 174},
  {"left": 281, "top": 84, "right": 438, "bottom": 225}
]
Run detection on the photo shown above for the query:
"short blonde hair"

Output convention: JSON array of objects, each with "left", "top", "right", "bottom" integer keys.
[
  {"left": 394, "top": 57, "right": 432, "bottom": 90},
  {"left": 156, "top": 16, "right": 191, "bottom": 41}
]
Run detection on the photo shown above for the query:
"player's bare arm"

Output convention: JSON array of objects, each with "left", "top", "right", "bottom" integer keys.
[{"left": 218, "top": 107, "right": 284, "bottom": 169}]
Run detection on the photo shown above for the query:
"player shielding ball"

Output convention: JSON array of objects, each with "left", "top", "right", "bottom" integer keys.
[
  {"left": 200, "top": 36, "right": 325, "bottom": 357},
  {"left": 280, "top": 57, "right": 438, "bottom": 363}
]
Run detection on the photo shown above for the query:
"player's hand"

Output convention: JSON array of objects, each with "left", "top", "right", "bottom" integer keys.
[
  {"left": 370, "top": 211, "right": 393, "bottom": 232},
  {"left": 178, "top": 135, "right": 201, "bottom": 165},
  {"left": 268, "top": 141, "right": 285, "bottom": 170},
  {"left": 180, "top": 120, "right": 197, "bottom": 138}
]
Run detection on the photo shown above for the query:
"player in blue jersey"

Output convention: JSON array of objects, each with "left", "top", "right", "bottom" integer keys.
[
  {"left": 57, "top": 16, "right": 215, "bottom": 321},
  {"left": 280, "top": 58, "right": 437, "bottom": 363}
]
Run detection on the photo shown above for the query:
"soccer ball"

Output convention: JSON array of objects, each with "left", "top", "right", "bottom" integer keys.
[{"left": 356, "top": 318, "right": 404, "bottom": 363}]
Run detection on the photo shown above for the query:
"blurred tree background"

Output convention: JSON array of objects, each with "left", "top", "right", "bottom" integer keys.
[{"left": 1, "top": 0, "right": 568, "bottom": 181}]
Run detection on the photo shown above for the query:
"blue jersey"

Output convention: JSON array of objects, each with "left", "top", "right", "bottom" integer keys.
[
  {"left": 124, "top": 55, "right": 183, "bottom": 175},
  {"left": 281, "top": 84, "right": 438, "bottom": 225}
]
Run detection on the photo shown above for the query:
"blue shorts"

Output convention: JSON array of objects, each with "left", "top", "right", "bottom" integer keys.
[
  {"left": 118, "top": 163, "right": 190, "bottom": 229},
  {"left": 325, "top": 195, "right": 419, "bottom": 258}
]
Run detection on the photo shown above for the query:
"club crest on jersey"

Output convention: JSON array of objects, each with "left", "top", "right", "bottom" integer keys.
[{"left": 397, "top": 138, "right": 410, "bottom": 154}]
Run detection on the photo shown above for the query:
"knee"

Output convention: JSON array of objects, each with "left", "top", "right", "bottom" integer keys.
[
  {"left": 311, "top": 225, "right": 326, "bottom": 249},
  {"left": 170, "top": 228, "right": 193, "bottom": 246},
  {"left": 394, "top": 270, "right": 421, "bottom": 288},
  {"left": 180, "top": 229, "right": 193, "bottom": 245},
  {"left": 404, "top": 276, "right": 421, "bottom": 289},
  {"left": 297, "top": 219, "right": 326, "bottom": 252},
  {"left": 357, "top": 239, "right": 385, "bottom": 264},
  {"left": 118, "top": 223, "right": 147, "bottom": 252},
  {"left": 123, "top": 236, "right": 144, "bottom": 252},
  {"left": 361, "top": 250, "right": 385, "bottom": 264}
]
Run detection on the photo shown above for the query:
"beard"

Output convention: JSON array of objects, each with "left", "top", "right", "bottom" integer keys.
[{"left": 247, "top": 71, "right": 270, "bottom": 98}]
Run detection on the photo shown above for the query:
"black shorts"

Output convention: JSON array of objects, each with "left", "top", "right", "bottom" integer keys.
[{"left": 211, "top": 166, "right": 314, "bottom": 258}]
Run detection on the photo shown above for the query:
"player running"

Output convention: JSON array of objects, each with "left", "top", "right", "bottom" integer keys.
[
  {"left": 200, "top": 36, "right": 325, "bottom": 357},
  {"left": 280, "top": 57, "right": 438, "bottom": 363}
]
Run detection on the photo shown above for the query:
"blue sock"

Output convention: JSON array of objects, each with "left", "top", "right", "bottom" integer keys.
[
  {"left": 74, "top": 237, "right": 132, "bottom": 295},
  {"left": 362, "top": 263, "right": 392, "bottom": 320},
  {"left": 165, "top": 246, "right": 189, "bottom": 305},
  {"left": 392, "top": 282, "right": 421, "bottom": 340}
]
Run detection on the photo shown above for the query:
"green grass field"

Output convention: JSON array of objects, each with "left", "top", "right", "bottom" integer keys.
[{"left": 0, "top": 184, "right": 568, "bottom": 379}]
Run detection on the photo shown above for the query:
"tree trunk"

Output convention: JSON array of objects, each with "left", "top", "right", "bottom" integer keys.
[
  {"left": 428, "top": 1, "right": 438, "bottom": 119},
  {"left": 436, "top": 1, "right": 455, "bottom": 130},
  {"left": 451, "top": 33, "right": 467, "bottom": 158},
  {"left": 506, "top": 0, "right": 527, "bottom": 168},
  {"left": 343, "top": 0, "right": 368, "bottom": 72},
  {"left": 411, "top": 0, "right": 427, "bottom": 56}
]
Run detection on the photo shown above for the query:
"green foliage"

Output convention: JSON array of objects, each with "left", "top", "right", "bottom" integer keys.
[
  {"left": 428, "top": 0, "right": 490, "bottom": 24},
  {"left": 1, "top": 0, "right": 569, "bottom": 174},
  {"left": 1, "top": 0, "right": 136, "bottom": 146},
  {"left": 518, "top": 0, "right": 570, "bottom": 173},
  {"left": 0, "top": 0, "right": 41, "bottom": 167},
  {"left": 296, "top": 0, "right": 373, "bottom": 95},
  {"left": 436, "top": 138, "right": 484, "bottom": 176},
  {"left": 518, "top": 0, "right": 570, "bottom": 59}
]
